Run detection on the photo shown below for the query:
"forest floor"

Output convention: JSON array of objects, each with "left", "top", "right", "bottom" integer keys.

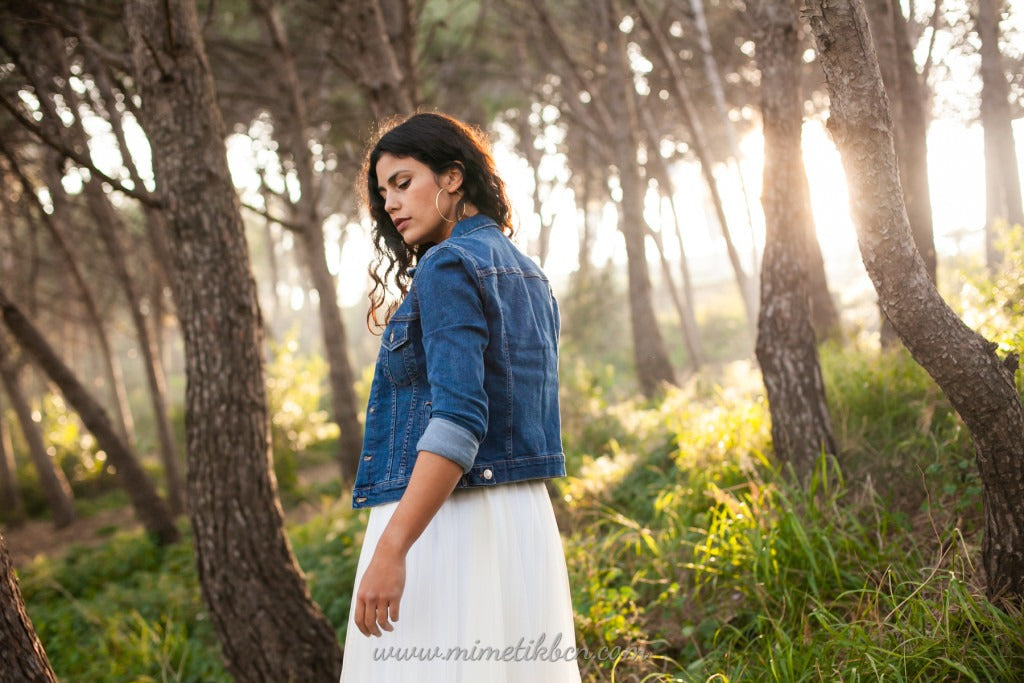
[{"left": 3, "top": 459, "right": 343, "bottom": 569}]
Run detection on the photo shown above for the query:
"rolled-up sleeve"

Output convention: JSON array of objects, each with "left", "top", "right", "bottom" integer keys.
[{"left": 414, "top": 246, "right": 488, "bottom": 473}]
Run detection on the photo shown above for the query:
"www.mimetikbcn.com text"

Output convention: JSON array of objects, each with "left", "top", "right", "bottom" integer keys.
[{"left": 373, "top": 632, "right": 651, "bottom": 663}]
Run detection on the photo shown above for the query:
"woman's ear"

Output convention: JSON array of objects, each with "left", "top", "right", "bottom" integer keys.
[{"left": 443, "top": 163, "right": 465, "bottom": 193}]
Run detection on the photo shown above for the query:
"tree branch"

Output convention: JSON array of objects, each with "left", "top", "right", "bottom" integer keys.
[
  {"left": 240, "top": 201, "right": 306, "bottom": 233},
  {"left": 0, "top": 94, "right": 163, "bottom": 209}
]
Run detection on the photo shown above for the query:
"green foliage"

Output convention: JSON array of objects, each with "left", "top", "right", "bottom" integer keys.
[
  {"left": 553, "top": 352, "right": 1022, "bottom": 681},
  {"left": 287, "top": 504, "right": 368, "bottom": 644},
  {"left": 18, "top": 344, "right": 1024, "bottom": 682},
  {"left": 266, "top": 331, "right": 340, "bottom": 493},
  {"left": 2, "top": 394, "right": 121, "bottom": 522},
  {"left": 960, "top": 221, "right": 1024, "bottom": 394},
  {"left": 557, "top": 264, "right": 635, "bottom": 392},
  {"left": 820, "top": 344, "right": 979, "bottom": 520},
  {"left": 19, "top": 504, "right": 368, "bottom": 682},
  {"left": 20, "top": 524, "right": 229, "bottom": 682}
]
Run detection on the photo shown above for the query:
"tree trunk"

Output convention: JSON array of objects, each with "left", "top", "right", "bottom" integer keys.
[
  {"left": 253, "top": 0, "right": 365, "bottom": 482},
  {"left": 689, "top": 0, "right": 760, "bottom": 275},
  {"left": 124, "top": 1, "right": 343, "bottom": 678},
  {"left": 977, "top": 0, "right": 1024, "bottom": 270},
  {"left": 0, "top": 43, "right": 139, "bottom": 452},
  {"left": 892, "top": 0, "right": 936, "bottom": 281},
  {"left": 0, "top": 388, "right": 23, "bottom": 523},
  {"left": 32, "top": 28, "right": 188, "bottom": 516},
  {"left": 297, "top": 227, "right": 365, "bottom": 482},
  {"left": 75, "top": 26, "right": 182, "bottom": 415},
  {"left": 753, "top": 0, "right": 837, "bottom": 479},
  {"left": 5, "top": 146, "right": 138, "bottom": 454},
  {"left": 607, "top": 0, "right": 677, "bottom": 396},
  {"left": 0, "top": 293, "right": 179, "bottom": 544},
  {"left": 92, "top": 211, "right": 187, "bottom": 516},
  {"left": 865, "top": 0, "right": 936, "bottom": 347},
  {"left": 798, "top": 166, "right": 842, "bottom": 341},
  {"left": 648, "top": 217, "right": 701, "bottom": 373},
  {"left": 640, "top": 107, "right": 705, "bottom": 367},
  {"left": 665, "top": 193, "right": 705, "bottom": 367},
  {"left": 807, "top": 0, "right": 1024, "bottom": 602},
  {"left": 333, "top": 0, "right": 415, "bottom": 117},
  {"left": 259, "top": 181, "right": 283, "bottom": 330},
  {"left": 633, "top": 0, "right": 758, "bottom": 338},
  {"left": 0, "top": 530, "right": 58, "bottom": 683},
  {"left": 0, "top": 335, "right": 75, "bottom": 529}
]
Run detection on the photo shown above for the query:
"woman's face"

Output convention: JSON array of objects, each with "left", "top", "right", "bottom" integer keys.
[{"left": 375, "top": 153, "right": 461, "bottom": 247}]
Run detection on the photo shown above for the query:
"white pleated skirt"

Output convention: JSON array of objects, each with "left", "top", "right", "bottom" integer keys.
[{"left": 339, "top": 479, "right": 583, "bottom": 682}]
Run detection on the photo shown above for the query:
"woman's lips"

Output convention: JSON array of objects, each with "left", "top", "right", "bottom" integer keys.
[{"left": 395, "top": 217, "right": 410, "bottom": 232}]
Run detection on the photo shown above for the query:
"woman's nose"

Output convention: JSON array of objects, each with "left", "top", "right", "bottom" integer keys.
[{"left": 384, "top": 192, "right": 398, "bottom": 213}]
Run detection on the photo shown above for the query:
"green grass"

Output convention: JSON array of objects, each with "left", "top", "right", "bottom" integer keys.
[
  {"left": 14, "top": 344, "right": 1024, "bottom": 681},
  {"left": 554, "top": 346, "right": 1023, "bottom": 682}
]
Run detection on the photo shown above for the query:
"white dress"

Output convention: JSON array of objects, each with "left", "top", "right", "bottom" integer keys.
[{"left": 338, "top": 479, "right": 583, "bottom": 682}]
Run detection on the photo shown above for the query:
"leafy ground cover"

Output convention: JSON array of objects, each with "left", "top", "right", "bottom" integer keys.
[{"left": 14, "top": 342, "right": 1024, "bottom": 681}]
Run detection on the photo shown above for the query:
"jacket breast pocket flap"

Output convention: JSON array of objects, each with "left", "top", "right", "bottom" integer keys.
[
  {"left": 382, "top": 320, "right": 410, "bottom": 351},
  {"left": 382, "top": 320, "right": 417, "bottom": 385}
]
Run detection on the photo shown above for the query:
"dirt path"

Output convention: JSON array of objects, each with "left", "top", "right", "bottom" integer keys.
[
  {"left": 3, "top": 507, "right": 141, "bottom": 569},
  {"left": 2, "top": 462, "right": 345, "bottom": 570}
]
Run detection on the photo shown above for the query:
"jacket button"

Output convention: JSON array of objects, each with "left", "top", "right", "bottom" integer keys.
[
  {"left": 356, "top": 497, "right": 367, "bottom": 503},
  {"left": 369, "top": 406, "right": 375, "bottom": 413},
  {"left": 389, "top": 330, "right": 394, "bottom": 342},
  {"left": 363, "top": 454, "right": 372, "bottom": 461},
  {"left": 482, "top": 468, "right": 493, "bottom": 480}
]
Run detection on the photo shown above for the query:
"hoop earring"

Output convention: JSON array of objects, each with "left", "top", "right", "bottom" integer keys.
[{"left": 435, "top": 188, "right": 456, "bottom": 223}]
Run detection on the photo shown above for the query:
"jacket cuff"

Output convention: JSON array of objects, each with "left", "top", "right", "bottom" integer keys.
[{"left": 416, "top": 417, "right": 480, "bottom": 473}]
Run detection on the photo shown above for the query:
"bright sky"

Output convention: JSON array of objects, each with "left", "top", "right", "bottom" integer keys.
[
  {"left": 55, "top": 19, "right": 1023, "bottom": 314},
  {"left": 313, "top": 115, "right": 1023, "bottom": 309}
]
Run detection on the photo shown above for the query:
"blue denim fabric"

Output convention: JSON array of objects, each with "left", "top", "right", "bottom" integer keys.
[{"left": 351, "top": 213, "right": 566, "bottom": 508}]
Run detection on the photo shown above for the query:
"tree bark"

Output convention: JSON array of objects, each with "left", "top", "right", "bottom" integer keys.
[
  {"left": 977, "top": 0, "right": 1024, "bottom": 270},
  {"left": 0, "top": 334, "right": 75, "bottom": 529},
  {"left": 0, "top": 530, "right": 58, "bottom": 683},
  {"left": 607, "top": 0, "right": 677, "bottom": 396},
  {"left": 865, "top": 0, "right": 936, "bottom": 347},
  {"left": 91, "top": 205, "right": 187, "bottom": 516},
  {"left": 0, "top": 292, "right": 179, "bottom": 544},
  {"left": 124, "top": 1, "right": 342, "bottom": 678},
  {"left": 35, "top": 155, "right": 138, "bottom": 451},
  {"left": 753, "top": 0, "right": 837, "bottom": 479},
  {"left": 807, "top": 0, "right": 1024, "bottom": 602}
]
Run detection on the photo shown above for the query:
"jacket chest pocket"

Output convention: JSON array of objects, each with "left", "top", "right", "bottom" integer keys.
[{"left": 381, "top": 320, "right": 419, "bottom": 386}]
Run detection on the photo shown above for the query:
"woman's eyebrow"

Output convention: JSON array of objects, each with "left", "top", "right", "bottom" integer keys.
[{"left": 378, "top": 170, "right": 408, "bottom": 194}]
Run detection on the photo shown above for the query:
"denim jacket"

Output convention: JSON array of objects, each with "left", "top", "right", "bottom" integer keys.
[{"left": 351, "top": 213, "right": 566, "bottom": 508}]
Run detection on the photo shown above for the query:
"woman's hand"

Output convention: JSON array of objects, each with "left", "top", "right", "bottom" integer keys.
[
  {"left": 352, "top": 451, "right": 464, "bottom": 638},
  {"left": 354, "top": 542, "right": 406, "bottom": 637}
]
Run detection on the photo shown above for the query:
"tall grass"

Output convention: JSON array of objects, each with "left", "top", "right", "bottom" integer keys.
[
  {"left": 14, "top": 345, "right": 1024, "bottom": 681},
  {"left": 556, "top": 347, "right": 1024, "bottom": 682}
]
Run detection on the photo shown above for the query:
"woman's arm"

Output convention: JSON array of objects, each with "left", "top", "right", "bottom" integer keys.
[{"left": 352, "top": 450, "right": 464, "bottom": 637}]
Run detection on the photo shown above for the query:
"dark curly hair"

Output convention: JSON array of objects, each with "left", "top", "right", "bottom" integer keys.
[{"left": 362, "top": 112, "right": 515, "bottom": 331}]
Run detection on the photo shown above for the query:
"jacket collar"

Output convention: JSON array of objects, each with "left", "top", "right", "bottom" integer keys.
[
  {"left": 410, "top": 215, "right": 499, "bottom": 277},
  {"left": 448, "top": 212, "right": 499, "bottom": 238}
]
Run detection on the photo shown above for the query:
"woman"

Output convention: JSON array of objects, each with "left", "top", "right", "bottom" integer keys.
[{"left": 338, "top": 112, "right": 582, "bottom": 682}]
